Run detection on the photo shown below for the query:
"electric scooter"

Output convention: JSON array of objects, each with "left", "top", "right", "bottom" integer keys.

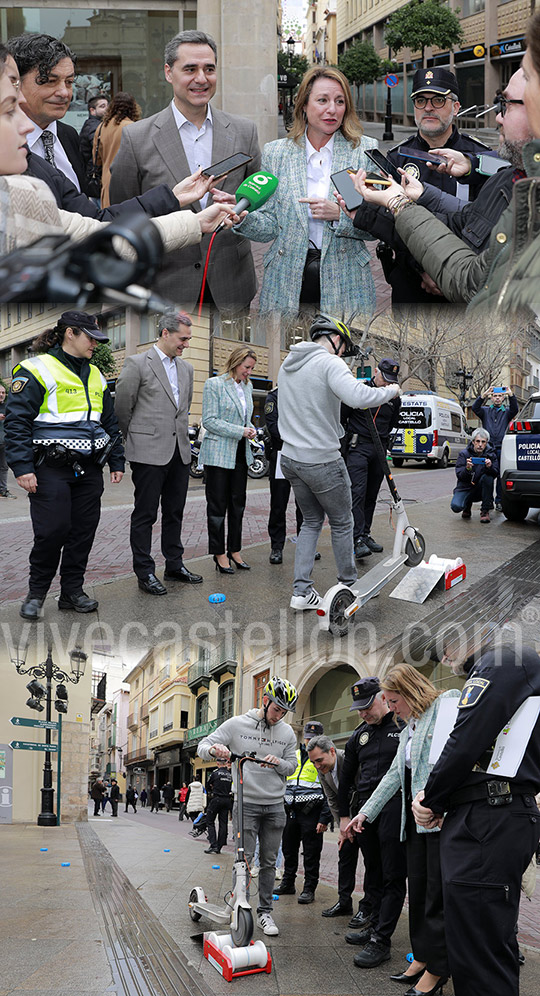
[
  {"left": 316, "top": 408, "right": 426, "bottom": 637},
  {"left": 188, "top": 751, "right": 274, "bottom": 947}
]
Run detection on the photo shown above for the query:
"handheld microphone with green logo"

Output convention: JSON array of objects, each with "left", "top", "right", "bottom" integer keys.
[{"left": 214, "top": 171, "right": 279, "bottom": 232}]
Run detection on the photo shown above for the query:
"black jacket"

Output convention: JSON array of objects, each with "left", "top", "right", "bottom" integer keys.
[
  {"left": 455, "top": 441, "right": 499, "bottom": 488},
  {"left": 79, "top": 115, "right": 101, "bottom": 168},
  {"left": 57, "top": 120, "right": 89, "bottom": 194},
  {"left": 342, "top": 380, "right": 401, "bottom": 449},
  {"left": 25, "top": 151, "right": 181, "bottom": 221},
  {"left": 207, "top": 767, "right": 233, "bottom": 799},
  {"left": 5, "top": 345, "right": 125, "bottom": 477},
  {"left": 338, "top": 711, "right": 404, "bottom": 817},
  {"left": 264, "top": 387, "right": 281, "bottom": 452},
  {"left": 110, "top": 783, "right": 120, "bottom": 802}
]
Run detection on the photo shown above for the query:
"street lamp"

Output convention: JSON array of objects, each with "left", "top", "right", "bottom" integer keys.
[
  {"left": 286, "top": 35, "right": 296, "bottom": 121},
  {"left": 455, "top": 368, "right": 474, "bottom": 407},
  {"left": 12, "top": 644, "right": 88, "bottom": 826}
]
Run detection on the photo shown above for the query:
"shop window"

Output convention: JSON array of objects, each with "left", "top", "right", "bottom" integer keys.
[
  {"left": 196, "top": 694, "right": 209, "bottom": 726},
  {"left": 218, "top": 681, "right": 234, "bottom": 722}
]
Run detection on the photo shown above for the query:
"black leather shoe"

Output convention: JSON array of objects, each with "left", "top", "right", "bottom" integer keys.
[
  {"left": 138, "top": 574, "right": 167, "bottom": 595},
  {"left": 213, "top": 555, "right": 235, "bottom": 575},
  {"left": 164, "top": 565, "right": 203, "bottom": 584},
  {"left": 348, "top": 909, "right": 373, "bottom": 929},
  {"left": 354, "top": 539, "right": 372, "bottom": 559},
  {"left": 297, "top": 890, "right": 315, "bottom": 904},
  {"left": 322, "top": 901, "right": 353, "bottom": 918},
  {"left": 314, "top": 551, "right": 322, "bottom": 561},
  {"left": 346, "top": 928, "right": 372, "bottom": 946},
  {"left": 58, "top": 590, "right": 98, "bottom": 613},
  {"left": 230, "top": 556, "right": 250, "bottom": 570},
  {"left": 275, "top": 881, "right": 295, "bottom": 895},
  {"left": 269, "top": 548, "right": 283, "bottom": 564},
  {"left": 20, "top": 593, "right": 45, "bottom": 620},
  {"left": 363, "top": 535, "right": 383, "bottom": 553},
  {"left": 353, "top": 940, "right": 391, "bottom": 968},
  {"left": 204, "top": 846, "right": 220, "bottom": 854},
  {"left": 404, "top": 977, "right": 447, "bottom": 996},
  {"left": 390, "top": 968, "right": 426, "bottom": 985}
]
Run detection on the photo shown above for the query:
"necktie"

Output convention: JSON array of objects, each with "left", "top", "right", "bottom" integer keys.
[{"left": 41, "top": 130, "right": 56, "bottom": 167}]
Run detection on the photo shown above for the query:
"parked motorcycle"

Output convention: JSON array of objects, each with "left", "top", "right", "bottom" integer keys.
[
  {"left": 188, "top": 424, "right": 204, "bottom": 479},
  {"left": 247, "top": 428, "right": 269, "bottom": 479}
]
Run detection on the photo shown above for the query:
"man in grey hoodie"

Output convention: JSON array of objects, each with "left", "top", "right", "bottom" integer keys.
[
  {"left": 198, "top": 676, "right": 298, "bottom": 937},
  {"left": 277, "top": 315, "right": 401, "bottom": 610}
]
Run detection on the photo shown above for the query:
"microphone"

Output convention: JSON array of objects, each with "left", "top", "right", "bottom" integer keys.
[{"left": 214, "top": 171, "right": 279, "bottom": 232}]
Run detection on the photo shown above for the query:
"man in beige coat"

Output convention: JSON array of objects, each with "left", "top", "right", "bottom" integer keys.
[{"left": 114, "top": 309, "right": 203, "bottom": 595}]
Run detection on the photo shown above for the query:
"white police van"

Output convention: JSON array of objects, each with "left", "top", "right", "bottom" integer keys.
[
  {"left": 499, "top": 391, "right": 540, "bottom": 521},
  {"left": 391, "top": 392, "right": 469, "bottom": 469}
]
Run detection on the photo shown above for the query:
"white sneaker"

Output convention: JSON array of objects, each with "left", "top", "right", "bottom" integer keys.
[
  {"left": 275, "top": 867, "right": 283, "bottom": 880},
  {"left": 257, "top": 912, "right": 279, "bottom": 936},
  {"left": 290, "top": 589, "right": 321, "bottom": 611}
]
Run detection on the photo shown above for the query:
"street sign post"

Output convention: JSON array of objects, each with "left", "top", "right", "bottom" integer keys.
[
  {"left": 10, "top": 716, "right": 59, "bottom": 730},
  {"left": 384, "top": 74, "right": 398, "bottom": 87},
  {"left": 10, "top": 741, "right": 59, "bottom": 752}
]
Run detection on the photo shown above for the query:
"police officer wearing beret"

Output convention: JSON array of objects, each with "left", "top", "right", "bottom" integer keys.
[
  {"left": 322, "top": 678, "right": 406, "bottom": 969},
  {"left": 353, "top": 68, "right": 491, "bottom": 304},
  {"left": 413, "top": 642, "right": 540, "bottom": 996},
  {"left": 276, "top": 719, "right": 332, "bottom": 904},
  {"left": 5, "top": 311, "right": 124, "bottom": 620},
  {"left": 343, "top": 360, "right": 401, "bottom": 559}
]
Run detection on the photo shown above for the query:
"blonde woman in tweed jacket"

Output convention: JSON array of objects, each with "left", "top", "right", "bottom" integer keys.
[
  {"left": 227, "top": 67, "right": 378, "bottom": 319},
  {"left": 347, "top": 665, "right": 460, "bottom": 996}
]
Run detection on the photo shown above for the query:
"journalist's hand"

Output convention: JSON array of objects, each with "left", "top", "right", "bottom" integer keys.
[{"left": 173, "top": 168, "right": 215, "bottom": 207}]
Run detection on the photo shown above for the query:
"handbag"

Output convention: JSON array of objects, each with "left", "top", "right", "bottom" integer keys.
[
  {"left": 86, "top": 123, "right": 103, "bottom": 198},
  {"left": 299, "top": 243, "right": 321, "bottom": 304}
]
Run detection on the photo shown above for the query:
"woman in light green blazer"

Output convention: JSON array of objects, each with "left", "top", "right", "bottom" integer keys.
[
  {"left": 347, "top": 664, "right": 460, "bottom": 996},
  {"left": 200, "top": 346, "right": 257, "bottom": 573}
]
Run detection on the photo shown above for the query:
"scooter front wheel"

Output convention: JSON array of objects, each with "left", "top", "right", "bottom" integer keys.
[
  {"left": 405, "top": 531, "right": 426, "bottom": 567},
  {"left": 231, "top": 906, "right": 254, "bottom": 947},
  {"left": 189, "top": 887, "right": 205, "bottom": 921},
  {"left": 328, "top": 587, "right": 356, "bottom": 638}
]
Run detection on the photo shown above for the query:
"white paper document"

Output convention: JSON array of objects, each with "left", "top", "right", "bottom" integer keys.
[{"left": 429, "top": 696, "right": 540, "bottom": 778}]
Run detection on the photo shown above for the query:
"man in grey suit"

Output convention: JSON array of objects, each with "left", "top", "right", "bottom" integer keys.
[
  {"left": 114, "top": 309, "right": 203, "bottom": 596},
  {"left": 109, "top": 30, "right": 261, "bottom": 311},
  {"left": 306, "top": 734, "right": 345, "bottom": 831}
]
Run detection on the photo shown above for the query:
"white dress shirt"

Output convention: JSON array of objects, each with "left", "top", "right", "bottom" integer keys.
[
  {"left": 27, "top": 120, "right": 81, "bottom": 191},
  {"left": 154, "top": 344, "right": 179, "bottom": 407},
  {"left": 305, "top": 133, "right": 334, "bottom": 249},
  {"left": 170, "top": 101, "right": 213, "bottom": 207},
  {"left": 234, "top": 379, "right": 247, "bottom": 421}
]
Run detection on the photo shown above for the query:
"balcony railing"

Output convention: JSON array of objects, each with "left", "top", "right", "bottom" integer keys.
[
  {"left": 187, "top": 660, "right": 210, "bottom": 690},
  {"left": 185, "top": 718, "right": 219, "bottom": 744},
  {"left": 127, "top": 712, "right": 139, "bottom": 730},
  {"left": 124, "top": 747, "right": 152, "bottom": 766},
  {"left": 163, "top": 722, "right": 173, "bottom": 733}
]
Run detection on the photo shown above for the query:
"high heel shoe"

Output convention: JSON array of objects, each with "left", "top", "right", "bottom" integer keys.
[
  {"left": 213, "top": 555, "right": 234, "bottom": 575},
  {"left": 230, "top": 555, "right": 250, "bottom": 570},
  {"left": 404, "top": 976, "right": 448, "bottom": 996},
  {"left": 390, "top": 968, "right": 425, "bottom": 985}
]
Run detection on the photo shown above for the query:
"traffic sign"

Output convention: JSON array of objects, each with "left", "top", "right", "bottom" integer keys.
[
  {"left": 10, "top": 716, "right": 59, "bottom": 730},
  {"left": 10, "top": 741, "right": 59, "bottom": 752},
  {"left": 385, "top": 74, "right": 398, "bottom": 88}
]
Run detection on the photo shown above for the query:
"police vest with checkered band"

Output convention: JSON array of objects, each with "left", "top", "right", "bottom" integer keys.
[{"left": 17, "top": 354, "right": 109, "bottom": 454}]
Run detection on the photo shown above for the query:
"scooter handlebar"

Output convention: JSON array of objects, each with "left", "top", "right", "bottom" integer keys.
[{"left": 210, "top": 748, "right": 278, "bottom": 766}]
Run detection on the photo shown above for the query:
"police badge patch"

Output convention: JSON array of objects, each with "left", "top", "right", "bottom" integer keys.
[
  {"left": 359, "top": 732, "right": 370, "bottom": 745},
  {"left": 11, "top": 377, "right": 29, "bottom": 393},
  {"left": 458, "top": 677, "right": 491, "bottom": 708},
  {"left": 403, "top": 163, "right": 421, "bottom": 180}
]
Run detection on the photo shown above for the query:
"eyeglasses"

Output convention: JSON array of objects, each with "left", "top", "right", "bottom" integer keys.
[
  {"left": 412, "top": 94, "right": 450, "bottom": 109},
  {"left": 495, "top": 96, "right": 524, "bottom": 117}
]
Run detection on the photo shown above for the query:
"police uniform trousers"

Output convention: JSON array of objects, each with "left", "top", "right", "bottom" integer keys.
[
  {"left": 28, "top": 461, "right": 104, "bottom": 596},
  {"left": 206, "top": 796, "right": 230, "bottom": 850},
  {"left": 405, "top": 793, "right": 449, "bottom": 978},
  {"left": 268, "top": 450, "right": 303, "bottom": 550},
  {"left": 281, "top": 806, "right": 324, "bottom": 893},
  {"left": 205, "top": 440, "right": 248, "bottom": 555},
  {"left": 346, "top": 444, "right": 385, "bottom": 541},
  {"left": 129, "top": 448, "right": 190, "bottom": 579},
  {"left": 440, "top": 792, "right": 540, "bottom": 996},
  {"left": 338, "top": 794, "right": 406, "bottom": 943}
]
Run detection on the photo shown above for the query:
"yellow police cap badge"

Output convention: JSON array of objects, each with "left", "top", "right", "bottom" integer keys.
[{"left": 458, "top": 677, "right": 490, "bottom": 708}]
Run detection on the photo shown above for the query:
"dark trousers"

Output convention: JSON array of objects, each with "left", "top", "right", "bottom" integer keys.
[
  {"left": 0, "top": 442, "right": 8, "bottom": 492},
  {"left": 130, "top": 450, "right": 189, "bottom": 578},
  {"left": 451, "top": 474, "right": 495, "bottom": 514},
  {"left": 93, "top": 799, "right": 101, "bottom": 816},
  {"left": 268, "top": 452, "right": 303, "bottom": 549},
  {"left": 28, "top": 462, "right": 104, "bottom": 596},
  {"left": 281, "top": 808, "right": 324, "bottom": 893},
  {"left": 125, "top": 801, "right": 137, "bottom": 813},
  {"left": 110, "top": 800, "right": 118, "bottom": 817},
  {"left": 206, "top": 797, "right": 230, "bottom": 849},
  {"left": 346, "top": 444, "right": 385, "bottom": 540},
  {"left": 440, "top": 795, "right": 540, "bottom": 996},
  {"left": 406, "top": 812, "right": 448, "bottom": 978},
  {"left": 205, "top": 443, "right": 248, "bottom": 554}
]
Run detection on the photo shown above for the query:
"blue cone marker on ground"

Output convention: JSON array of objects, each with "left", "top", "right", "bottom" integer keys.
[
  {"left": 406, "top": 953, "right": 414, "bottom": 963},
  {"left": 164, "top": 848, "right": 170, "bottom": 852},
  {"left": 212, "top": 864, "right": 220, "bottom": 869},
  {"left": 209, "top": 593, "right": 226, "bottom": 603},
  {"left": 61, "top": 862, "right": 70, "bottom": 867},
  {"left": 40, "top": 847, "right": 48, "bottom": 851}
]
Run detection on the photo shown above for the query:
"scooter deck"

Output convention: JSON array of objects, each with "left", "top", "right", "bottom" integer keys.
[
  {"left": 192, "top": 902, "right": 231, "bottom": 922},
  {"left": 349, "top": 553, "right": 408, "bottom": 609}
]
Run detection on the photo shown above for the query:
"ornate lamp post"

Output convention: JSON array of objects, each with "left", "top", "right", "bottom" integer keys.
[
  {"left": 455, "top": 368, "right": 474, "bottom": 408},
  {"left": 13, "top": 645, "right": 88, "bottom": 826}
]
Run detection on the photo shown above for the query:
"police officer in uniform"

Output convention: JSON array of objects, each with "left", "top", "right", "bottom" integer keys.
[
  {"left": 322, "top": 679, "right": 406, "bottom": 969},
  {"left": 204, "top": 758, "right": 233, "bottom": 855},
  {"left": 276, "top": 720, "right": 331, "bottom": 904},
  {"left": 5, "top": 311, "right": 124, "bottom": 620},
  {"left": 343, "top": 360, "right": 401, "bottom": 559},
  {"left": 353, "top": 68, "right": 492, "bottom": 304},
  {"left": 413, "top": 642, "right": 540, "bottom": 996}
]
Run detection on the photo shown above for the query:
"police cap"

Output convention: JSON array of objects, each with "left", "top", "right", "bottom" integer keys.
[
  {"left": 410, "top": 68, "right": 460, "bottom": 101},
  {"left": 304, "top": 720, "right": 324, "bottom": 740},
  {"left": 349, "top": 677, "right": 381, "bottom": 711},
  {"left": 60, "top": 310, "right": 109, "bottom": 342},
  {"left": 378, "top": 358, "right": 400, "bottom": 383}
]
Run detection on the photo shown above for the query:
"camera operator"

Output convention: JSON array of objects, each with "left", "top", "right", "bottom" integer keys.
[
  {"left": 450, "top": 427, "right": 498, "bottom": 523},
  {"left": 5, "top": 311, "right": 124, "bottom": 621}
]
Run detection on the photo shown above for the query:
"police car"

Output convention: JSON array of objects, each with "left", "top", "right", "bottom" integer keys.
[{"left": 499, "top": 391, "right": 540, "bottom": 521}]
